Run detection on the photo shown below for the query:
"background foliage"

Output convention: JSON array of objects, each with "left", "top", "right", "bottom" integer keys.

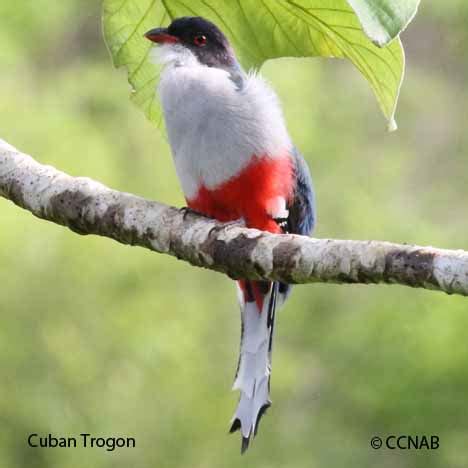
[{"left": 1, "top": 1, "right": 468, "bottom": 467}]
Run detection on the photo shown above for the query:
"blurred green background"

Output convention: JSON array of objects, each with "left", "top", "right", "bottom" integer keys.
[{"left": 1, "top": 1, "right": 468, "bottom": 467}]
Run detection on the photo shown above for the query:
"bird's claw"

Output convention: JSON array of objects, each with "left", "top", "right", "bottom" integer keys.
[{"left": 179, "top": 206, "right": 207, "bottom": 220}]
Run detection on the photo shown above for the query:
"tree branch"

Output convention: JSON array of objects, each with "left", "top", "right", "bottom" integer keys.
[{"left": 1, "top": 138, "right": 468, "bottom": 297}]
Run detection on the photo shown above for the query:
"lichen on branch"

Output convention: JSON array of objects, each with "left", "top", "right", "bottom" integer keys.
[{"left": 1, "top": 138, "right": 468, "bottom": 297}]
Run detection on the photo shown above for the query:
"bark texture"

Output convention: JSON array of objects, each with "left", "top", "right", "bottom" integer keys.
[{"left": 1, "top": 138, "right": 468, "bottom": 296}]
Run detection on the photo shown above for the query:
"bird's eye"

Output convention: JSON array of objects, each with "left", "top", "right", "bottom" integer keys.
[{"left": 194, "top": 35, "right": 207, "bottom": 46}]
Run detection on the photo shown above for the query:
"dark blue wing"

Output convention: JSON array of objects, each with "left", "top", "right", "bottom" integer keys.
[
  {"left": 287, "top": 147, "right": 316, "bottom": 236},
  {"left": 278, "top": 148, "right": 316, "bottom": 300}
]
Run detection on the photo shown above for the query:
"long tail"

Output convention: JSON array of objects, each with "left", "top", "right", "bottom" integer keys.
[{"left": 229, "top": 280, "right": 281, "bottom": 453}]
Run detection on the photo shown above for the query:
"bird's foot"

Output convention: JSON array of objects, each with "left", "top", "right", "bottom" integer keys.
[
  {"left": 273, "top": 217, "right": 288, "bottom": 233},
  {"left": 179, "top": 206, "right": 209, "bottom": 220}
]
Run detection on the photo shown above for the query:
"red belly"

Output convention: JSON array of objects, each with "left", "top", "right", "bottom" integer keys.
[{"left": 187, "top": 155, "right": 293, "bottom": 234}]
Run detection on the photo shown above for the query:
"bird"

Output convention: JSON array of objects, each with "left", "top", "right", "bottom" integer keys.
[{"left": 145, "top": 16, "right": 315, "bottom": 453}]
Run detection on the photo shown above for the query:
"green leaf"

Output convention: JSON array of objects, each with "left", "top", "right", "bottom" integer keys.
[
  {"left": 103, "top": 0, "right": 417, "bottom": 131},
  {"left": 102, "top": 0, "right": 167, "bottom": 128},
  {"left": 347, "top": 0, "right": 420, "bottom": 46}
]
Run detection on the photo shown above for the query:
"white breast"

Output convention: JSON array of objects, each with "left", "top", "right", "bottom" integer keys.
[{"left": 156, "top": 47, "right": 292, "bottom": 199}]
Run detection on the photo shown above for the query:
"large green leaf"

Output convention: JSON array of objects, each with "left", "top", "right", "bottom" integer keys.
[
  {"left": 347, "top": 0, "right": 420, "bottom": 46},
  {"left": 103, "top": 0, "right": 417, "bottom": 131}
]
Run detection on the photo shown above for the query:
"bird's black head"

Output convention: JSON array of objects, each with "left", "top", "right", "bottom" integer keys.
[{"left": 145, "top": 16, "right": 236, "bottom": 69}]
